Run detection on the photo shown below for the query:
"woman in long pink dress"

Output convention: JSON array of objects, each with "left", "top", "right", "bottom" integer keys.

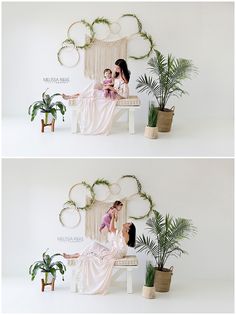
[
  {"left": 62, "top": 59, "right": 130, "bottom": 135},
  {"left": 63, "top": 213, "right": 136, "bottom": 294}
]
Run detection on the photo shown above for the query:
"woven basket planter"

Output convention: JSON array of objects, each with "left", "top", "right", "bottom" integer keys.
[
  {"left": 156, "top": 107, "right": 175, "bottom": 132},
  {"left": 144, "top": 126, "right": 158, "bottom": 139},
  {"left": 154, "top": 267, "right": 173, "bottom": 292},
  {"left": 142, "top": 285, "right": 156, "bottom": 299}
]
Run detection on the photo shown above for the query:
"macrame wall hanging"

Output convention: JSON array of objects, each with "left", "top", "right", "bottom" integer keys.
[
  {"left": 84, "top": 37, "right": 128, "bottom": 81},
  {"left": 59, "top": 175, "right": 155, "bottom": 242},
  {"left": 57, "top": 14, "right": 156, "bottom": 76}
]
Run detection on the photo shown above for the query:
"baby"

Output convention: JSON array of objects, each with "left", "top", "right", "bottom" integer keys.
[
  {"left": 103, "top": 68, "right": 115, "bottom": 99},
  {"left": 99, "top": 200, "right": 123, "bottom": 232}
]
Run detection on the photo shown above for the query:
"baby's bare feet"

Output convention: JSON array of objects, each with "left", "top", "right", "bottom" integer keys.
[{"left": 62, "top": 94, "right": 70, "bottom": 100}]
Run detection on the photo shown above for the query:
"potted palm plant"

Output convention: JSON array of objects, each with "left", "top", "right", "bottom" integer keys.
[
  {"left": 28, "top": 89, "right": 66, "bottom": 132},
  {"left": 136, "top": 49, "right": 197, "bottom": 132},
  {"left": 142, "top": 261, "right": 156, "bottom": 298},
  {"left": 29, "top": 249, "right": 66, "bottom": 292},
  {"left": 144, "top": 102, "right": 158, "bottom": 139},
  {"left": 136, "top": 210, "right": 197, "bottom": 292}
]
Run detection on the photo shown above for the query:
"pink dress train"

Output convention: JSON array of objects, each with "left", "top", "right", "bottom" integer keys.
[
  {"left": 77, "top": 79, "right": 129, "bottom": 135},
  {"left": 73, "top": 231, "right": 127, "bottom": 294}
]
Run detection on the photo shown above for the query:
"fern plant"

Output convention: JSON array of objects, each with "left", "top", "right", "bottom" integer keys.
[
  {"left": 136, "top": 49, "right": 197, "bottom": 111},
  {"left": 145, "top": 261, "right": 155, "bottom": 287},
  {"left": 148, "top": 103, "right": 158, "bottom": 127},
  {"left": 135, "top": 210, "right": 197, "bottom": 271},
  {"left": 29, "top": 249, "right": 66, "bottom": 281},
  {"left": 28, "top": 89, "right": 66, "bottom": 123}
]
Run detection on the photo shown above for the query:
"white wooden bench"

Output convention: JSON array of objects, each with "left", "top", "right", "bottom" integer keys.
[
  {"left": 68, "top": 96, "right": 141, "bottom": 134},
  {"left": 67, "top": 255, "right": 138, "bottom": 294}
]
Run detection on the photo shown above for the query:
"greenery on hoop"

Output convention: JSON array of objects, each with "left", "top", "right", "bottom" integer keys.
[
  {"left": 61, "top": 175, "right": 156, "bottom": 225},
  {"left": 66, "top": 19, "right": 95, "bottom": 50},
  {"left": 59, "top": 205, "right": 81, "bottom": 228},
  {"left": 92, "top": 178, "right": 111, "bottom": 188},
  {"left": 121, "top": 175, "right": 142, "bottom": 193},
  {"left": 57, "top": 13, "right": 157, "bottom": 67},
  {"left": 129, "top": 31, "right": 155, "bottom": 60},
  {"left": 57, "top": 44, "right": 80, "bottom": 67},
  {"left": 121, "top": 13, "right": 143, "bottom": 33},
  {"left": 129, "top": 191, "right": 155, "bottom": 220},
  {"left": 92, "top": 17, "right": 111, "bottom": 27},
  {"left": 67, "top": 181, "right": 95, "bottom": 211}
]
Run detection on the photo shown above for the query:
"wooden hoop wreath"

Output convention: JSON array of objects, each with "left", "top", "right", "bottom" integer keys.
[
  {"left": 68, "top": 181, "right": 95, "bottom": 210},
  {"left": 67, "top": 19, "right": 95, "bottom": 49},
  {"left": 59, "top": 206, "right": 81, "bottom": 228},
  {"left": 57, "top": 13, "right": 156, "bottom": 66},
  {"left": 60, "top": 175, "right": 155, "bottom": 226}
]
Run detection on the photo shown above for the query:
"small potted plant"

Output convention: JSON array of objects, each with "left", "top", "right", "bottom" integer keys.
[
  {"left": 144, "top": 102, "right": 158, "bottom": 139},
  {"left": 28, "top": 89, "right": 66, "bottom": 132},
  {"left": 29, "top": 249, "right": 66, "bottom": 292},
  {"left": 136, "top": 210, "right": 197, "bottom": 292},
  {"left": 142, "top": 261, "right": 156, "bottom": 299},
  {"left": 136, "top": 49, "right": 197, "bottom": 132}
]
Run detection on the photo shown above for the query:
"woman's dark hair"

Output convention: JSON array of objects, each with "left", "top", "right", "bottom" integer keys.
[
  {"left": 113, "top": 200, "right": 123, "bottom": 208},
  {"left": 114, "top": 59, "right": 130, "bottom": 83},
  {"left": 127, "top": 223, "right": 136, "bottom": 247}
]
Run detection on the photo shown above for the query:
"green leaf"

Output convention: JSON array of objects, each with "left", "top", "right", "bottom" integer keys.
[
  {"left": 55, "top": 102, "right": 66, "bottom": 115},
  {"left": 30, "top": 104, "right": 43, "bottom": 121},
  {"left": 42, "top": 88, "right": 49, "bottom": 104},
  {"left": 136, "top": 49, "right": 197, "bottom": 109},
  {"left": 135, "top": 210, "right": 197, "bottom": 269},
  {"left": 145, "top": 261, "right": 155, "bottom": 287},
  {"left": 50, "top": 108, "right": 57, "bottom": 119},
  {"left": 148, "top": 103, "right": 157, "bottom": 127},
  {"left": 92, "top": 17, "right": 111, "bottom": 26},
  {"left": 50, "top": 93, "right": 61, "bottom": 100},
  {"left": 28, "top": 101, "right": 44, "bottom": 115},
  {"left": 92, "top": 178, "right": 111, "bottom": 188}
]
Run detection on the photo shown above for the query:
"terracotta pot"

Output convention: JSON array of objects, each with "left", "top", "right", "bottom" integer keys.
[
  {"left": 156, "top": 107, "right": 175, "bottom": 132},
  {"left": 142, "top": 285, "right": 156, "bottom": 299},
  {"left": 144, "top": 126, "right": 158, "bottom": 139},
  {"left": 154, "top": 267, "right": 173, "bottom": 292}
]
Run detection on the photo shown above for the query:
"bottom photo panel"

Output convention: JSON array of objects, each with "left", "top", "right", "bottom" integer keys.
[{"left": 2, "top": 158, "right": 234, "bottom": 313}]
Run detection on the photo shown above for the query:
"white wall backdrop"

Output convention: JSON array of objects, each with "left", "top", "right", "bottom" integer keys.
[
  {"left": 2, "top": 2, "right": 234, "bottom": 121},
  {"left": 2, "top": 158, "right": 234, "bottom": 285}
]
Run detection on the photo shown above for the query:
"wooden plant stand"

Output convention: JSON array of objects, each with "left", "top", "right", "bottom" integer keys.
[
  {"left": 41, "top": 119, "right": 55, "bottom": 133},
  {"left": 41, "top": 278, "right": 55, "bottom": 292}
]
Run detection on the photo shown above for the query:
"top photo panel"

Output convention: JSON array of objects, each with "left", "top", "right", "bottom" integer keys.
[{"left": 2, "top": 1, "right": 234, "bottom": 157}]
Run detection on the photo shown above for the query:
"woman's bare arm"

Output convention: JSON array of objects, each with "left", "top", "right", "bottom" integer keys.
[{"left": 109, "top": 213, "right": 117, "bottom": 233}]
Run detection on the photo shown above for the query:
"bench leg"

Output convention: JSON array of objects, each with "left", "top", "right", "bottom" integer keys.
[
  {"left": 127, "top": 268, "right": 133, "bottom": 293},
  {"left": 128, "top": 109, "right": 135, "bottom": 134}
]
